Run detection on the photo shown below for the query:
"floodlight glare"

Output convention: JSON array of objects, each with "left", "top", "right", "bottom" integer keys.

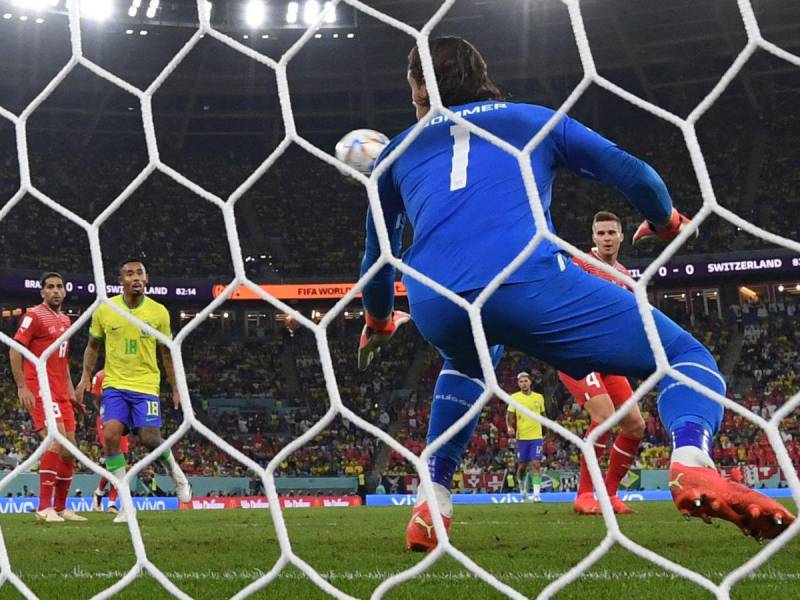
[
  {"left": 303, "top": 0, "right": 320, "bottom": 24},
  {"left": 12, "top": 0, "right": 49, "bottom": 10},
  {"left": 323, "top": 1, "right": 336, "bottom": 24},
  {"left": 244, "top": 0, "right": 265, "bottom": 27},
  {"left": 285, "top": 1, "right": 298, "bottom": 24},
  {"left": 81, "top": 0, "right": 112, "bottom": 21},
  {"left": 146, "top": 0, "right": 158, "bottom": 18}
]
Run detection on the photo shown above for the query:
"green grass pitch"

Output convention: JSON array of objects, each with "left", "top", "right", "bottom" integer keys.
[{"left": 0, "top": 501, "right": 797, "bottom": 599}]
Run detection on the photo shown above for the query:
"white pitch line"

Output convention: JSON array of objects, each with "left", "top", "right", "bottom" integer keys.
[{"left": 18, "top": 568, "right": 800, "bottom": 583}]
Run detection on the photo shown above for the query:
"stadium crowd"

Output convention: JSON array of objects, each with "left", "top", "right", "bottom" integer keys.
[
  {"left": 0, "top": 285, "right": 798, "bottom": 494},
  {"left": 1, "top": 296, "right": 799, "bottom": 490},
  {"left": 2, "top": 111, "right": 799, "bottom": 282}
]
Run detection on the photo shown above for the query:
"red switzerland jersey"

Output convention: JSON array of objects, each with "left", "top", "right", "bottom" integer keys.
[
  {"left": 13, "top": 304, "right": 72, "bottom": 400},
  {"left": 90, "top": 369, "right": 106, "bottom": 402},
  {"left": 572, "top": 248, "right": 631, "bottom": 290},
  {"left": 91, "top": 370, "right": 105, "bottom": 398}
]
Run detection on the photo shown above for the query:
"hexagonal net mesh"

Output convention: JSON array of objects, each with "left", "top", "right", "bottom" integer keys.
[{"left": 0, "top": 0, "right": 799, "bottom": 598}]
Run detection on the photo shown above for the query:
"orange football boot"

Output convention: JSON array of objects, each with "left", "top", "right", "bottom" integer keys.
[
  {"left": 609, "top": 495, "right": 634, "bottom": 515},
  {"left": 574, "top": 492, "right": 601, "bottom": 515},
  {"left": 405, "top": 501, "right": 452, "bottom": 552},
  {"left": 669, "top": 462, "right": 795, "bottom": 541}
]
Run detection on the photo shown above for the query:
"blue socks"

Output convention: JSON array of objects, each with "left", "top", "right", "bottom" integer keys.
[
  {"left": 425, "top": 371, "right": 485, "bottom": 488},
  {"left": 658, "top": 341, "right": 725, "bottom": 457},
  {"left": 428, "top": 455, "right": 459, "bottom": 489}
]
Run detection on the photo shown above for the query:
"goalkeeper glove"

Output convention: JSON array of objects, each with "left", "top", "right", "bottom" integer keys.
[
  {"left": 357, "top": 310, "right": 410, "bottom": 371},
  {"left": 633, "top": 208, "right": 697, "bottom": 245}
]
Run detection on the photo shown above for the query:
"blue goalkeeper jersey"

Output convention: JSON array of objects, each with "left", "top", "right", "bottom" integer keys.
[{"left": 360, "top": 100, "right": 672, "bottom": 315}]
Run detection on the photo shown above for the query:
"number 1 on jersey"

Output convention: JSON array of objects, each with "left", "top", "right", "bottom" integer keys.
[{"left": 449, "top": 125, "right": 471, "bottom": 191}]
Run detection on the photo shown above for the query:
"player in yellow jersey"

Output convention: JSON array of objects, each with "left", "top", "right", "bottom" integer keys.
[
  {"left": 506, "top": 372, "right": 546, "bottom": 502},
  {"left": 75, "top": 259, "right": 192, "bottom": 522}
]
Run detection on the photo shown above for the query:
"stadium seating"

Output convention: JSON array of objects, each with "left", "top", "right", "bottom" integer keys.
[{"left": 2, "top": 116, "right": 799, "bottom": 280}]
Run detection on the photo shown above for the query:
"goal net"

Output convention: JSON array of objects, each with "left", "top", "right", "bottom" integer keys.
[{"left": 0, "top": 0, "right": 798, "bottom": 598}]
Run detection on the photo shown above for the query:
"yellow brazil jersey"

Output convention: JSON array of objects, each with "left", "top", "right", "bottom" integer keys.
[
  {"left": 89, "top": 295, "right": 171, "bottom": 396},
  {"left": 509, "top": 391, "right": 545, "bottom": 441}
]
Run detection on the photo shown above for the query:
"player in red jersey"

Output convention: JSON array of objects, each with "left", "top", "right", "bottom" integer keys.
[
  {"left": 9, "top": 272, "right": 87, "bottom": 523},
  {"left": 557, "top": 212, "right": 645, "bottom": 516},
  {"left": 88, "top": 369, "right": 130, "bottom": 513}
]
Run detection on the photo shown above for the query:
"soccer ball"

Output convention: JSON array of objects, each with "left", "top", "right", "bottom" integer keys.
[{"left": 335, "top": 129, "right": 389, "bottom": 175}]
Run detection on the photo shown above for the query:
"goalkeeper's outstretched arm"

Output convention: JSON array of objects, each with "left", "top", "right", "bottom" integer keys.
[
  {"left": 359, "top": 161, "right": 406, "bottom": 319},
  {"left": 553, "top": 115, "right": 673, "bottom": 221},
  {"left": 357, "top": 163, "right": 409, "bottom": 370},
  {"left": 553, "top": 114, "right": 695, "bottom": 242}
]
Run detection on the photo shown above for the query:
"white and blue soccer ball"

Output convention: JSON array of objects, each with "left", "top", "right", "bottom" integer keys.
[{"left": 335, "top": 129, "right": 389, "bottom": 175}]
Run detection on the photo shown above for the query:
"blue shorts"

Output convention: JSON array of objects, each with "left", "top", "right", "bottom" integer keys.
[
  {"left": 517, "top": 439, "right": 543, "bottom": 462},
  {"left": 410, "top": 257, "right": 693, "bottom": 380},
  {"left": 102, "top": 388, "right": 162, "bottom": 433}
]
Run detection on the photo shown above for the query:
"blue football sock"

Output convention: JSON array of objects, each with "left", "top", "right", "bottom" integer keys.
[
  {"left": 658, "top": 339, "right": 725, "bottom": 457},
  {"left": 425, "top": 371, "right": 486, "bottom": 489}
]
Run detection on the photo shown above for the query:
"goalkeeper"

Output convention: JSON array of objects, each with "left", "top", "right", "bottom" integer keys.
[{"left": 356, "top": 36, "right": 794, "bottom": 552}]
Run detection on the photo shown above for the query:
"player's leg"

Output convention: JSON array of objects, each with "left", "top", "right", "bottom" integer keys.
[
  {"left": 54, "top": 423, "right": 87, "bottom": 522},
  {"left": 559, "top": 372, "right": 611, "bottom": 515},
  {"left": 529, "top": 454, "right": 543, "bottom": 502},
  {"left": 516, "top": 443, "right": 531, "bottom": 496},
  {"left": 404, "top": 293, "right": 503, "bottom": 551},
  {"left": 93, "top": 416, "right": 108, "bottom": 511},
  {"left": 133, "top": 393, "right": 192, "bottom": 504},
  {"left": 30, "top": 398, "right": 61, "bottom": 521},
  {"left": 32, "top": 420, "right": 64, "bottom": 523},
  {"left": 516, "top": 460, "right": 526, "bottom": 495},
  {"left": 100, "top": 389, "right": 132, "bottom": 522},
  {"left": 603, "top": 376, "right": 644, "bottom": 515},
  {"left": 107, "top": 435, "right": 129, "bottom": 512},
  {"left": 485, "top": 264, "right": 794, "bottom": 537}
]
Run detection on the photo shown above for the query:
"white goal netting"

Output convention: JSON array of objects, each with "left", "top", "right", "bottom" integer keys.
[{"left": 0, "top": 0, "right": 799, "bottom": 598}]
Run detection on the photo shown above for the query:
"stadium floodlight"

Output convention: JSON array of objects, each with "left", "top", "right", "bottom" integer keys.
[
  {"left": 81, "top": 0, "right": 112, "bottom": 21},
  {"left": 12, "top": 0, "right": 49, "bottom": 10},
  {"left": 244, "top": 0, "right": 265, "bottom": 28},
  {"left": 128, "top": 6, "right": 137, "bottom": 17},
  {"left": 19, "top": 14, "right": 27, "bottom": 20},
  {"left": 35, "top": 16, "right": 43, "bottom": 22},
  {"left": 302, "top": 0, "right": 319, "bottom": 24},
  {"left": 285, "top": 1, "right": 298, "bottom": 24},
  {"left": 145, "top": 0, "right": 158, "bottom": 19},
  {"left": 2, "top": 13, "right": 11, "bottom": 19},
  {"left": 323, "top": 1, "right": 335, "bottom": 23}
]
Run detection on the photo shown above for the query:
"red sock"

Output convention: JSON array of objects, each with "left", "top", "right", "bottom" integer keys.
[
  {"left": 605, "top": 433, "right": 642, "bottom": 497},
  {"left": 53, "top": 456, "right": 75, "bottom": 512},
  {"left": 578, "top": 422, "right": 610, "bottom": 496},
  {"left": 97, "top": 477, "right": 109, "bottom": 493},
  {"left": 38, "top": 451, "right": 59, "bottom": 511},
  {"left": 109, "top": 486, "right": 118, "bottom": 503}
]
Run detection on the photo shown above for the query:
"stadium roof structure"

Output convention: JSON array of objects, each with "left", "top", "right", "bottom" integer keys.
[{"left": 0, "top": 0, "right": 799, "bottom": 148}]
